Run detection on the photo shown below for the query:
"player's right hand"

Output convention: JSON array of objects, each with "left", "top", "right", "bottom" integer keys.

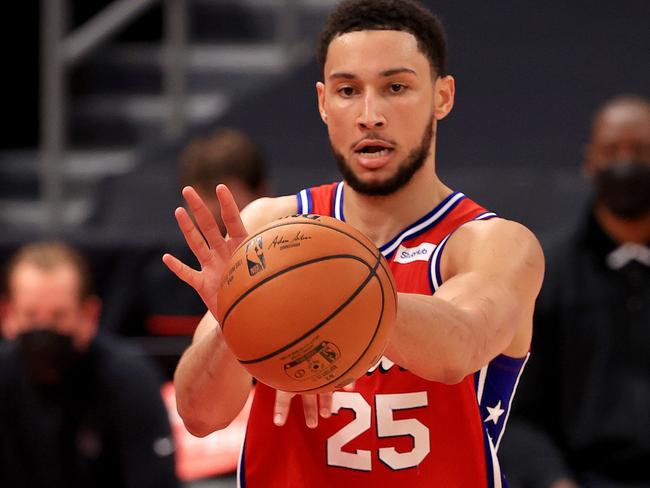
[
  {"left": 273, "top": 390, "right": 333, "bottom": 429},
  {"left": 163, "top": 185, "right": 248, "bottom": 314}
]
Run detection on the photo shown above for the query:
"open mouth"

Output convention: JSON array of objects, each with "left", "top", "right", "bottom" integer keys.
[
  {"left": 358, "top": 146, "right": 393, "bottom": 159},
  {"left": 354, "top": 140, "right": 395, "bottom": 159}
]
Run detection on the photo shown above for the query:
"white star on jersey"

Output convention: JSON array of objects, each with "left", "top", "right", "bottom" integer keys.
[{"left": 484, "top": 400, "right": 505, "bottom": 425}]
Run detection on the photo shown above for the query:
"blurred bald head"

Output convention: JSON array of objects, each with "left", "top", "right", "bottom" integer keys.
[{"left": 585, "top": 95, "right": 650, "bottom": 175}]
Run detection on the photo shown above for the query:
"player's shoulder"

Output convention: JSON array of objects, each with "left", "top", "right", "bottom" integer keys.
[
  {"left": 240, "top": 195, "right": 297, "bottom": 234},
  {"left": 446, "top": 217, "right": 544, "bottom": 274},
  {"left": 458, "top": 217, "right": 539, "bottom": 247}
]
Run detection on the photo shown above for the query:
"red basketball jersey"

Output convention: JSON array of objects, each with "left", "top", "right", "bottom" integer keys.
[{"left": 238, "top": 182, "right": 527, "bottom": 488}]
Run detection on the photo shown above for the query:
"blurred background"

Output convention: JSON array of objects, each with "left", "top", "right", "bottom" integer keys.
[{"left": 0, "top": 0, "right": 648, "bottom": 486}]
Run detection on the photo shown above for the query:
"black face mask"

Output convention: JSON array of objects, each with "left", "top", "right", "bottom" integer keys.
[
  {"left": 595, "top": 160, "right": 650, "bottom": 220},
  {"left": 16, "top": 328, "right": 82, "bottom": 386}
]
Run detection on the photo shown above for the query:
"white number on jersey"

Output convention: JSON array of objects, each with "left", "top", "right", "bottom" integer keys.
[{"left": 326, "top": 391, "right": 430, "bottom": 471}]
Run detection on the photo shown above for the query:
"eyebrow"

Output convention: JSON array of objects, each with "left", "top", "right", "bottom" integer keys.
[{"left": 328, "top": 67, "right": 417, "bottom": 80}]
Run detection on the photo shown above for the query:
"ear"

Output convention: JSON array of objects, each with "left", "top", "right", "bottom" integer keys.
[
  {"left": 76, "top": 296, "right": 101, "bottom": 349},
  {"left": 433, "top": 75, "right": 455, "bottom": 121},
  {"left": 316, "top": 82, "right": 328, "bottom": 124}
]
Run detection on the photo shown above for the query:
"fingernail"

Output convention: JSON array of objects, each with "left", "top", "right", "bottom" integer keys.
[
  {"left": 306, "top": 417, "right": 317, "bottom": 429},
  {"left": 320, "top": 408, "right": 331, "bottom": 418},
  {"left": 274, "top": 413, "right": 284, "bottom": 426}
]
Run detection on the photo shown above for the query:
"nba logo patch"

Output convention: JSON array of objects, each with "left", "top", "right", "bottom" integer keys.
[{"left": 246, "top": 236, "right": 266, "bottom": 276}]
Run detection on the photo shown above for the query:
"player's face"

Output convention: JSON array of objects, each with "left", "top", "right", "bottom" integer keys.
[
  {"left": 3, "top": 263, "right": 98, "bottom": 349},
  {"left": 317, "top": 30, "right": 454, "bottom": 195}
]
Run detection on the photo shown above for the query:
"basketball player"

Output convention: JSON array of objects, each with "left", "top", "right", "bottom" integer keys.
[{"left": 163, "top": 1, "right": 544, "bottom": 486}]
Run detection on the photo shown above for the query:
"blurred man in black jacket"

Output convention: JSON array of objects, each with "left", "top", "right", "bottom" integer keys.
[
  {"left": 501, "top": 96, "right": 650, "bottom": 488},
  {"left": 0, "top": 242, "right": 179, "bottom": 488}
]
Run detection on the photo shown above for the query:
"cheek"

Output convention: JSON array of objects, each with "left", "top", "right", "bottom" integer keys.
[{"left": 326, "top": 114, "right": 353, "bottom": 148}]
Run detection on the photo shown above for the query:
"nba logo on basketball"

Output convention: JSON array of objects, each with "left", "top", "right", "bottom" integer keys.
[{"left": 246, "top": 237, "right": 266, "bottom": 276}]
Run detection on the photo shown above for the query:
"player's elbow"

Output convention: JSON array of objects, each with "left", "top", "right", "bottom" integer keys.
[
  {"left": 182, "top": 416, "right": 229, "bottom": 438},
  {"left": 411, "top": 361, "right": 469, "bottom": 385},
  {"left": 436, "top": 367, "right": 468, "bottom": 385},
  {"left": 176, "top": 397, "right": 231, "bottom": 437}
]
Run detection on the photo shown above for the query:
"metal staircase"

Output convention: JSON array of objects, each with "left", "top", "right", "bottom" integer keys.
[{"left": 0, "top": 0, "right": 336, "bottom": 232}]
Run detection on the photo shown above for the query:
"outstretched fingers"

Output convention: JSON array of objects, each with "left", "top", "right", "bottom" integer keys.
[
  {"left": 274, "top": 390, "right": 296, "bottom": 427},
  {"left": 301, "top": 394, "right": 320, "bottom": 429},
  {"left": 318, "top": 392, "right": 333, "bottom": 419},
  {"left": 162, "top": 253, "right": 202, "bottom": 290},
  {"left": 182, "top": 186, "right": 229, "bottom": 259},
  {"left": 174, "top": 207, "right": 218, "bottom": 267},
  {"left": 216, "top": 185, "right": 248, "bottom": 245}
]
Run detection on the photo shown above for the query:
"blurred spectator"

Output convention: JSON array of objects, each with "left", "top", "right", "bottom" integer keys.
[
  {"left": 130, "top": 129, "right": 268, "bottom": 482},
  {"left": 501, "top": 96, "right": 650, "bottom": 488},
  {"left": 179, "top": 128, "right": 270, "bottom": 233},
  {"left": 120, "top": 128, "right": 271, "bottom": 340},
  {"left": 0, "top": 242, "right": 179, "bottom": 488}
]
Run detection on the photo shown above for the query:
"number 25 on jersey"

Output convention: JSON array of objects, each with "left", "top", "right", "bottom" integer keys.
[{"left": 327, "top": 391, "right": 431, "bottom": 471}]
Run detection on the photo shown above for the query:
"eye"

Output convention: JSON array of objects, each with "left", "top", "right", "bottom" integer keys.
[
  {"left": 337, "top": 86, "right": 356, "bottom": 97},
  {"left": 389, "top": 83, "right": 406, "bottom": 94}
]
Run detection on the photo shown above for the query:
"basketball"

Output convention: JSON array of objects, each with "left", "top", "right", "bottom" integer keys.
[{"left": 215, "top": 214, "right": 397, "bottom": 394}]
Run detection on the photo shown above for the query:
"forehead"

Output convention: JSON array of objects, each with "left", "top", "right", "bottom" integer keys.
[
  {"left": 324, "top": 30, "right": 431, "bottom": 78},
  {"left": 9, "top": 263, "right": 81, "bottom": 301},
  {"left": 593, "top": 105, "right": 650, "bottom": 144}
]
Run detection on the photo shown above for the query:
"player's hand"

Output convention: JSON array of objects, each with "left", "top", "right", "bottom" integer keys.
[
  {"left": 162, "top": 185, "right": 248, "bottom": 314},
  {"left": 273, "top": 390, "right": 334, "bottom": 429}
]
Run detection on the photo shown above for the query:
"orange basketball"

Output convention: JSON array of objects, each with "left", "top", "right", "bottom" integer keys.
[{"left": 216, "top": 214, "right": 397, "bottom": 394}]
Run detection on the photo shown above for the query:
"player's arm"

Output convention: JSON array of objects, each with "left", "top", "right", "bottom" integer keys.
[
  {"left": 384, "top": 218, "right": 544, "bottom": 383},
  {"left": 165, "top": 185, "right": 296, "bottom": 436}
]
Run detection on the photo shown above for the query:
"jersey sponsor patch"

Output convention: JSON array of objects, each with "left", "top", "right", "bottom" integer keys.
[{"left": 394, "top": 242, "right": 436, "bottom": 264}]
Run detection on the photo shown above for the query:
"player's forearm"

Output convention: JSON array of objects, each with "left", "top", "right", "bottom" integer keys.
[
  {"left": 385, "top": 292, "right": 513, "bottom": 383},
  {"left": 174, "top": 326, "right": 251, "bottom": 437}
]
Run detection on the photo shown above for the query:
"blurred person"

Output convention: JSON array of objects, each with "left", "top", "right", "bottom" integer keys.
[
  {"left": 0, "top": 242, "right": 179, "bottom": 488},
  {"left": 179, "top": 128, "right": 270, "bottom": 233},
  {"left": 121, "top": 128, "right": 270, "bottom": 339},
  {"left": 501, "top": 96, "right": 650, "bottom": 488}
]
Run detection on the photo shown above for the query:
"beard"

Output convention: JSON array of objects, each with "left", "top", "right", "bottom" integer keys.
[{"left": 331, "top": 117, "right": 434, "bottom": 196}]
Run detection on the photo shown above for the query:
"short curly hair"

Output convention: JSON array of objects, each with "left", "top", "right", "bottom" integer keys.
[{"left": 318, "top": 0, "right": 447, "bottom": 76}]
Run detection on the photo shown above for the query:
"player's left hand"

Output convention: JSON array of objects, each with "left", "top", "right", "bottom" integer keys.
[{"left": 273, "top": 390, "right": 333, "bottom": 429}]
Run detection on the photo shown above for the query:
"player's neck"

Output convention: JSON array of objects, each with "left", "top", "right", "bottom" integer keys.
[
  {"left": 595, "top": 204, "right": 650, "bottom": 245},
  {"left": 343, "top": 168, "right": 452, "bottom": 248}
]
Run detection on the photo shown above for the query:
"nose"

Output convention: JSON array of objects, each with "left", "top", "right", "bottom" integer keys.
[{"left": 357, "top": 91, "right": 386, "bottom": 130}]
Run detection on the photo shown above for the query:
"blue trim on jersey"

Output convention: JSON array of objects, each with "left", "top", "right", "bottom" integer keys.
[
  {"left": 429, "top": 212, "right": 498, "bottom": 292},
  {"left": 482, "top": 428, "right": 496, "bottom": 488},
  {"left": 480, "top": 354, "right": 529, "bottom": 450},
  {"left": 475, "top": 211, "right": 498, "bottom": 221},
  {"left": 238, "top": 436, "right": 247, "bottom": 488},
  {"left": 475, "top": 353, "right": 528, "bottom": 488},
  {"left": 334, "top": 181, "right": 345, "bottom": 221},
  {"left": 432, "top": 234, "right": 451, "bottom": 291},
  {"left": 297, "top": 188, "right": 313, "bottom": 215},
  {"left": 381, "top": 191, "right": 465, "bottom": 258},
  {"left": 332, "top": 184, "right": 466, "bottom": 258}
]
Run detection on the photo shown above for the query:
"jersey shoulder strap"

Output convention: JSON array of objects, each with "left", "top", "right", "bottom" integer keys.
[{"left": 296, "top": 182, "right": 341, "bottom": 217}]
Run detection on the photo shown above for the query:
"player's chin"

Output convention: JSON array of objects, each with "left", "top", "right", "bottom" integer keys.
[{"left": 346, "top": 173, "right": 402, "bottom": 196}]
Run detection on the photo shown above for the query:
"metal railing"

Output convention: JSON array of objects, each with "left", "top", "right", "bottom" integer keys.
[
  {"left": 40, "top": 0, "right": 187, "bottom": 230},
  {"left": 39, "top": 0, "right": 303, "bottom": 230}
]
